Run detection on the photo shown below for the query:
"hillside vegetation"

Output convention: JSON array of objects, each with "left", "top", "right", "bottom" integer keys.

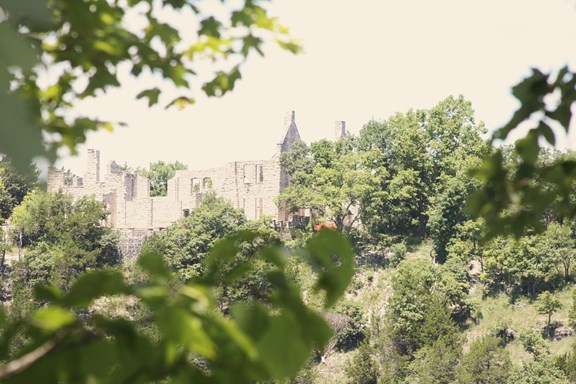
[
  {"left": 1, "top": 96, "right": 576, "bottom": 383},
  {"left": 315, "top": 241, "right": 576, "bottom": 383}
]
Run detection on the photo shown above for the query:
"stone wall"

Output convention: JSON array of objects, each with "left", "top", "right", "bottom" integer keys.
[
  {"left": 47, "top": 111, "right": 346, "bottom": 258},
  {"left": 47, "top": 111, "right": 312, "bottom": 231},
  {"left": 117, "top": 228, "right": 158, "bottom": 260},
  {"left": 171, "top": 157, "right": 281, "bottom": 221}
]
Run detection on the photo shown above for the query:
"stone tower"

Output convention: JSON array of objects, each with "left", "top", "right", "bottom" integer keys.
[
  {"left": 278, "top": 110, "right": 302, "bottom": 154},
  {"left": 277, "top": 111, "right": 303, "bottom": 213}
]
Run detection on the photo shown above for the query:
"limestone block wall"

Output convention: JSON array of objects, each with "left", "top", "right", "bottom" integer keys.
[
  {"left": 47, "top": 151, "right": 155, "bottom": 230},
  {"left": 85, "top": 149, "right": 100, "bottom": 184},
  {"left": 171, "top": 157, "right": 282, "bottom": 221},
  {"left": 117, "top": 228, "right": 158, "bottom": 260},
  {"left": 47, "top": 111, "right": 323, "bottom": 233},
  {"left": 124, "top": 199, "right": 153, "bottom": 229},
  {"left": 151, "top": 198, "right": 183, "bottom": 229}
]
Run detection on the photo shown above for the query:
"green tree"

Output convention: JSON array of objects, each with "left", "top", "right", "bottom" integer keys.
[
  {"left": 538, "top": 222, "right": 576, "bottom": 282},
  {"left": 0, "top": 158, "right": 38, "bottom": 222},
  {"left": 385, "top": 259, "right": 461, "bottom": 358},
  {"left": 11, "top": 191, "right": 112, "bottom": 250},
  {"left": 446, "top": 219, "right": 486, "bottom": 270},
  {"left": 482, "top": 235, "right": 559, "bottom": 295},
  {"left": 278, "top": 138, "right": 370, "bottom": 235},
  {"left": 405, "top": 336, "right": 462, "bottom": 384},
  {"left": 8, "top": 191, "right": 121, "bottom": 290},
  {"left": 359, "top": 95, "right": 487, "bottom": 240},
  {"left": 428, "top": 174, "right": 479, "bottom": 264},
  {"left": 344, "top": 340, "right": 378, "bottom": 384},
  {"left": 137, "top": 161, "right": 188, "bottom": 197},
  {"left": 148, "top": 192, "right": 245, "bottom": 280},
  {"left": 455, "top": 335, "right": 511, "bottom": 384},
  {"left": 507, "top": 358, "right": 570, "bottom": 384},
  {"left": 0, "top": 0, "right": 301, "bottom": 169},
  {"left": 519, "top": 330, "right": 550, "bottom": 357},
  {"left": 536, "top": 291, "right": 563, "bottom": 328},
  {"left": 359, "top": 111, "right": 431, "bottom": 238}
]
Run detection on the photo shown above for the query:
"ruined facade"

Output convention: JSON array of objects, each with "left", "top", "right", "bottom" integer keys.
[{"left": 48, "top": 112, "right": 338, "bottom": 232}]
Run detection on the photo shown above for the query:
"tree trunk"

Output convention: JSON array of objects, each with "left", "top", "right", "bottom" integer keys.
[{"left": 336, "top": 216, "right": 344, "bottom": 234}]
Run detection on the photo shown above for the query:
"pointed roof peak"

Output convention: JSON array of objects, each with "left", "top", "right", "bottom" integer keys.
[
  {"left": 278, "top": 110, "right": 302, "bottom": 153},
  {"left": 284, "top": 110, "right": 296, "bottom": 129}
]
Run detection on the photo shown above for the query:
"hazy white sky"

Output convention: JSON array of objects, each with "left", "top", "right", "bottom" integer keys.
[{"left": 60, "top": 0, "right": 576, "bottom": 175}]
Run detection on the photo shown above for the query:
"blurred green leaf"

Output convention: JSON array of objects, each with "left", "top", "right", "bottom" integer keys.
[
  {"left": 156, "top": 307, "right": 216, "bottom": 359},
  {"left": 305, "top": 229, "right": 354, "bottom": 308},
  {"left": 493, "top": 69, "right": 549, "bottom": 141},
  {"left": 256, "top": 313, "right": 309, "bottom": 379},
  {"left": 62, "top": 270, "right": 127, "bottom": 308},
  {"left": 515, "top": 129, "right": 540, "bottom": 165},
  {"left": 33, "top": 285, "right": 64, "bottom": 304},
  {"left": 136, "top": 87, "right": 161, "bottom": 107},
  {"left": 29, "top": 307, "right": 76, "bottom": 332},
  {"left": 138, "top": 248, "right": 171, "bottom": 281},
  {"left": 536, "top": 121, "right": 555, "bottom": 146},
  {"left": 276, "top": 39, "right": 303, "bottom": 54},
  {"left": 199, "top": 17, "right": 221, "bottom": 38},
  {"left": 202, "top": 66, "right": 242, "bottom": 97},
  {"left": 165, "top": 96, "right": 195, "bottom": 110}
]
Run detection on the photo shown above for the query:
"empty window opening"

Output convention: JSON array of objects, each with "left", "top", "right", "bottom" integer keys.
[
  {"left": 243, "top": 164, "right": 251, "bottom": 184},
  {"left": 191, "top": 178, "right": 200, "bottom": 193},
  {"left": 256, "top": 164, "right": 264, "bottom": 183},
  {"left": 258, "top": 197, "right": 264, "bottom": 218},
  {"left": 203, "top": 177, "right": 212, "bottom": 189}
]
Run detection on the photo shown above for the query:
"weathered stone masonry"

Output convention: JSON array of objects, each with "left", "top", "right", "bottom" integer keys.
[{"left": 48, "top": 112, "right": 336, "bottom": 235}]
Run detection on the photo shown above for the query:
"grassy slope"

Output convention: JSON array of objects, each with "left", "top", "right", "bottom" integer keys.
[
  {"left": 315, "top": 240, "right": 576, "bottom": 383},
  {"left": 465, "top": 287, "right": 575, "bottom": 361}
]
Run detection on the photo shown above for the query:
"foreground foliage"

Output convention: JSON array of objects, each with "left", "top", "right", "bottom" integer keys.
[
  {"left": 470, "top": 67, "right": 576, "bottom": 239},
  {"left": 0, "top": 0, "right": 300, "bottom": 169},
  {"left": 0, "top": 229, "right": 353, "bottom": 383}
]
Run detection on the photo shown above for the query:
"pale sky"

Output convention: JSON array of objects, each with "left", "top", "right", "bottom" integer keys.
[{"left": 58, "top": 0, "right": 576, "bottom": 175}]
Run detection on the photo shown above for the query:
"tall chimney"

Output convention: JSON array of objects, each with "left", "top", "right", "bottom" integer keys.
[
  {"left": 335, "top": 121, "right": 347, "bottom": 140},
  {"left": 86, "top": 149, "right": 100, "bottom": 183},
  {"left": 284, "top": 110, "right": 296, "bottom": 130}
]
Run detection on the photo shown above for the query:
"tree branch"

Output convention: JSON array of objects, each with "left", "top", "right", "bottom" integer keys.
[{"left": 0, "top": 333, "right": 64, "bottom": 381}]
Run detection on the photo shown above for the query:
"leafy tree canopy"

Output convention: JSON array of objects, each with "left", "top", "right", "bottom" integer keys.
[
  {"left": 0, "top": 0, "right": 301, "bottom": 169},
  {"left": 455, "top": 335, "right": 511, "bottom": 384},
  {"left": 137, "top": 160, "right": 188, "bottom": 197},
  {"left": 0, "top": 158, "right": 38, "bottom": 223},
  {"left": 359, "top": 95, "right": 488, "bottom": 239},
  {"left": 9, "top": 191, "right": 121, "bottom": 289},
  {"left": 149, "top": 192, "right": 246, "bottom": 280},
  {"left": 278, "top": 138, "right": 371, "bottom": 235},
  {"left": 469, "top": 67, "right": 576, "bottom": 239}
]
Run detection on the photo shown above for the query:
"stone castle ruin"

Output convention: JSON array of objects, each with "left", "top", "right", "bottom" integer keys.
[{"left": 48, "top": 112, "right": 348, "bottom": 242}]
